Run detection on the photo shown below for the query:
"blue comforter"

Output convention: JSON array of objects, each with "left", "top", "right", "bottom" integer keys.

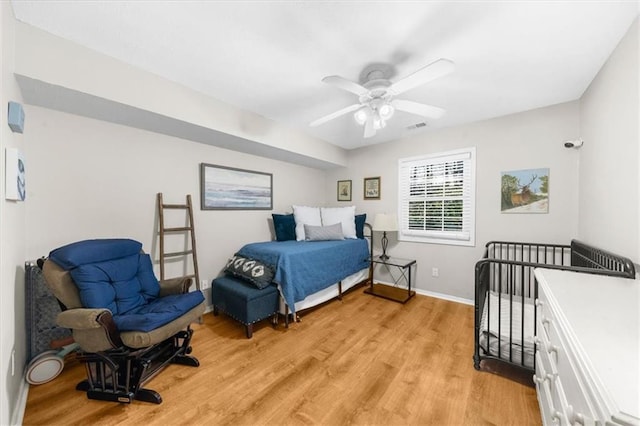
[{"left": 237, "top": 239, "right": 370, "bottom": 312}]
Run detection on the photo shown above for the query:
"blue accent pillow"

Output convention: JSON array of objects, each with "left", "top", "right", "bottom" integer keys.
[
  {"left": 272, "top": 213, "right": 296, "bottom": 241},
  {"left": 355, "top": 214, "right": 367, "bottom": 239}
]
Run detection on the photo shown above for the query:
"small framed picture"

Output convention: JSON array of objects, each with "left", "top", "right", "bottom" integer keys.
[
  {"left": 337, "top": 180, "right": 352, "bottom": 201},
  {"left": 364, "top": 176, "right": 381, "bottom": 200}
]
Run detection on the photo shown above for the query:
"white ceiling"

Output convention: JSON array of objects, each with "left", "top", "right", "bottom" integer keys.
[{"left": 10, "top": 1, "right": 639, "bottom": 150}]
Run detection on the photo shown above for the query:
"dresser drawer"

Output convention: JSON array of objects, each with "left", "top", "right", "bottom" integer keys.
[
  {"left": 535, "top": 314, "right": 558, "bottom": 378},
  {"left": 535, "top": 352, "right": 571, "bottom": 425},
  {"left": 536, "top": 379, "right": 559, "bottom": 426},
  {"left": 544, "top": 310, "right": 598, "bottom": 422}
]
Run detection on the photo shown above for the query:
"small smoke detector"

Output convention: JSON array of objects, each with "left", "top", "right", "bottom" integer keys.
[{"left": 406, "top": 122, "right": 428, "bottom": 130}]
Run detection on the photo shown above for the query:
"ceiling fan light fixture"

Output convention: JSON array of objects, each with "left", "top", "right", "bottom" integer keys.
[
  {"left": 354, "top": 106, "right": 370, "bottom": 125},
  {"left": 373, "top": 113, "right": 386, "bottom": 130},
  {"left": 313, "top": 58, "right": 454, "bottom": 138},
  {"left": 378, "top": 102, "right": 394, "bottom": 120}
]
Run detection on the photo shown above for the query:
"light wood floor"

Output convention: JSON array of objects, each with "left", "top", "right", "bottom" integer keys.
[{"left": 23, "top": 288, "right": 541, "bottom": 425}]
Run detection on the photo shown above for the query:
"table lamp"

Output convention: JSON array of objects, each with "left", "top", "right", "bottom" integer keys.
[{"left": 372, "top": 213, "right": 398, "bottom": 261}]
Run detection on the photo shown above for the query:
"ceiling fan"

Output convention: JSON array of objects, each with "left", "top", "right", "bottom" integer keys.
[{"left": 310, "top": 58, "right": 455, "bottom": 138}]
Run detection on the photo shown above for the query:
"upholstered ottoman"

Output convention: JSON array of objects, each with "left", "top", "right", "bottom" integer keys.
[{"left": 211, "top": 276, "right": 279, "bottom": 338}]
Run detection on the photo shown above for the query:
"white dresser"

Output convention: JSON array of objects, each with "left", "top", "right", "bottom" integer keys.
[{"left": 533, "top": 268, "right": 639, "bottom": 426}]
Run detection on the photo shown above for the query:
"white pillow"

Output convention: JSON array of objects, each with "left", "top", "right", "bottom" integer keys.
[
  {"left": 320, "top": 206, "right": 357, "bottom": 239},
  {"left": 292, "top": 205, "right": 322, "bottom": 241}
]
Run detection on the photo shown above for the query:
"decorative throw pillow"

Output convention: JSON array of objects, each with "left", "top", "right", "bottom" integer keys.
[
  {"left": 355, "top": 213, "right": 367, "bottom": 239},
  {"left": 224, "top": 255, "right": 274, "bottom": 289},
  {"left": 292, "top": 205, "right": 322, "bottom": 241},
  {"left": 272, "top": 213, "right": 296, "bottom": 241},
  {"left": 304, "top": 223, "right": 344, "bottom": 241},
  {"left": 320, "top": 206, "right": 357, "bottom": 239}
]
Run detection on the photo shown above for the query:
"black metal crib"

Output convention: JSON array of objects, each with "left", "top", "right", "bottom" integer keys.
[{"left": 473, "top": 239, "right": 635, "bottom": 378}]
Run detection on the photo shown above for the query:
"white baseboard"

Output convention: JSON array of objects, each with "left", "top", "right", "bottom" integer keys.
[
  {"left": 374, "top": 280, "right": 474, "bottom": 306},
  {"left": 11, "top": 378, "right": 28, "bottom": 426},
  {"left": 414, "top": 288, "right": 474, "bottom": 306}
]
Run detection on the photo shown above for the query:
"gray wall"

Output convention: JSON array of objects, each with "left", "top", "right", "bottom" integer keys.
[
  {"left": 579, "top": 18, "right": 639, "bottom": 261},
  {"left": 326, "top": 101, "right": 581, "bottom": 302},
  {"left": 24, "top": 106, "right": 327, "bottom": 294},
  {"left": 1, "top": 2, "right": 28, "bottom": 424}
]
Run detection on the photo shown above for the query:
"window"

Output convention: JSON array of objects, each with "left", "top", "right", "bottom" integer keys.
[{"left": 398, "top": 147, "right": 475, "bottom": 246}]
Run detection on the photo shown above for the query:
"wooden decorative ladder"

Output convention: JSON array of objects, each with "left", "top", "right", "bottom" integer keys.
[{"left": 157, "top": 193, "right": 201, "bottom": 292}]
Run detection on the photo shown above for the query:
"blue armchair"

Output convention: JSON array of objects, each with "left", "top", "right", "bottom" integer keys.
[{"left": 42, "top": 238, "right": 205, "bottom": 404}]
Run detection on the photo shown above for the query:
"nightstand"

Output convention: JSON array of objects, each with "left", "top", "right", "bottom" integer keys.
[{"left": 364, "top": 256, "right": 416, "bottom": 303}]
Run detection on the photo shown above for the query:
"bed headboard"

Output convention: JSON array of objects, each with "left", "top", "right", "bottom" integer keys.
[
  {"left": 570, "top": 239, "right": 636, "bottom": 278},
  {"left": 364, "top": 222, "right": 373, "bottom": 255}
]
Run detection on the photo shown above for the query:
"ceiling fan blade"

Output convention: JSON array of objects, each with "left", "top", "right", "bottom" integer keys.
[
  {"left": 389, "top": 58, "right": 455, "bottom": 96},
  {"left": 310, "top": 104, "right": 362, "bottom": 127},
  {"left": 391, "top": 99, "right": 446, "bottom": 120},
  {"left": 322, "top": 75, "right": 369, "bottom": 96},
  {"left": 363, "top": 116, "right": 376, "bottom": 138}
]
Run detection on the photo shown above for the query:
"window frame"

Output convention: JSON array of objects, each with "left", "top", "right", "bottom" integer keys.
[{"left": 397, "top": 147, "right": 476, "bottom": 247}]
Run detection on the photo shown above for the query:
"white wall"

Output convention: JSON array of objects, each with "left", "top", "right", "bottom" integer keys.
[
  {"left": 24, "top": 106, "right": 327, "bottom": 295},
  {"left": 327, "top": 101, "right": 581, "bottom": 301},
  {"left": 579, "top": 18, "right": 639, "bottom": 263},
  {"left": 0, "top": 2, "right": 28, "bottom": 424},
  {"left": 14, "top": 21, "right": 347, "bottom": 170}
]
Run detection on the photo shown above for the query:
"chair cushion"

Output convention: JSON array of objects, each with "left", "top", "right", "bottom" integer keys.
[
  {"left": 114, "top": 291, "right": 205, "bottom": 332},
  {"left": 121, "top": 301, "right": 205, "bottom": 348},
  {"left": 48, "top": 238, "right": 205, "bottom": 335},
  {"left": 49, "top": 238, "right": 142, "bottom": 270},
  {"left": 70, "top": 253, "right": 160, "bottom": 315}
]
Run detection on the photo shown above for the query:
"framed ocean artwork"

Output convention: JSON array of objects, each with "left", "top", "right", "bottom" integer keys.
[{"left": 200, "top": 163, "right": 272, "bottom": 210}]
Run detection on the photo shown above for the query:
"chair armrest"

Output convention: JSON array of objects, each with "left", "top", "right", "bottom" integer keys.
[
  {"left": 159, "top": 277, "right": 192, "bottom": 296},
  {"left": 57, "top": 308, "right": 124, "bottom": 351},
  {"left": 57, "top": 308, "right": 111, "bottom": 329}
]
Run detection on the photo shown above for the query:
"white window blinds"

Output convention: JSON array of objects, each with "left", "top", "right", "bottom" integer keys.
[{"left": 398, "top": 147, "right": 476, "bottom": 246}]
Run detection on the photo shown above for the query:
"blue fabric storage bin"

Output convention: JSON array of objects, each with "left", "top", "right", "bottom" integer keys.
[{"left": 211, "top": 275, "right": 279, "bottom": 338}]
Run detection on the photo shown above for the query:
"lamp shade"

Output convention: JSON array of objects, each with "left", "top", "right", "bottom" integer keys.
[{"left": 372, "top": 213, "right": 398, "bottom": 232}]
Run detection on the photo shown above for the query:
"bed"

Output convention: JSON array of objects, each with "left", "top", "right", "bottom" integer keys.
[
  {"left": 474, "top": 239, "right": 635, "bottom": 375},
  {"left": 238, "top": 236, "right": 370, "bottom": 316},
  {"left": 234, "top": 207, "right": 373, "bottom": 319}
]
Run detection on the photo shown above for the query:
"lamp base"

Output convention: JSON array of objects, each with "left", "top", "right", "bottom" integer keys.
[
  {"left": 379, "top": 231, "right": 389, "bottom": 261},
  {"left": 379, "top": 231, "right": 390, "bottom": 261}
]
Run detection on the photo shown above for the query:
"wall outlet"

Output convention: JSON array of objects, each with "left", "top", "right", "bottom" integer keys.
[
  {"left": 200, "top": 279, "right": 210, "bottom": 289},
  {"left": 432, "top": 267, "right": 439, "bottom": 277}
]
